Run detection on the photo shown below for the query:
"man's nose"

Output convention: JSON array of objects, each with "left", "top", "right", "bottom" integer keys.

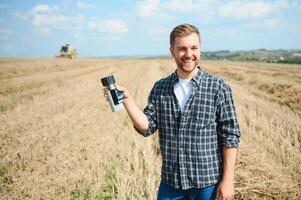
[{"left": 185, "top": 49, "right": 192, "bottom": 57}]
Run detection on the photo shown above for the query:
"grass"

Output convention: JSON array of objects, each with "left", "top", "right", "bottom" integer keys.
[{"left": 70, "top": 180, "right": 92, "bottom": 200}]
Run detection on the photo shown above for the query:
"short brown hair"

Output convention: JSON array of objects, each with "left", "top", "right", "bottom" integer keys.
[{"left": 170, "top": 23, "right": 200, "bottom": 46}]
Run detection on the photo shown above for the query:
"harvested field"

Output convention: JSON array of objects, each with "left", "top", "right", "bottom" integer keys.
[{"left": 0, "top": 58, "right": 300, "bottom": 199}]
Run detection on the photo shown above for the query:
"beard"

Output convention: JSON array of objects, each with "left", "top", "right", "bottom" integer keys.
[{"left": 175, "top": 56, "right": 200, "bottom": 74}]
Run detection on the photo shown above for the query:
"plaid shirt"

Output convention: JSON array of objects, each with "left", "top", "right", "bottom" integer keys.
[{"left": 135, "top": 67, "right": 240, "bottom": 190}]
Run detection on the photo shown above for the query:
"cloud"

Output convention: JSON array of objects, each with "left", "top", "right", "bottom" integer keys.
[
  {"left": 219, "top": 1, "right": 273, "bottom": 19},
  {"left": 31, "top": 4, "right": 51, "bottom": 14},
  {"left": 263, "top": 18, "right": 283, "bottom": 29},
  {"left": 32, "top": 14, "right": 84, "bottom": 28},
  {"left": 163, "top": 0, "right": 217, "bottom": 24},
  {"left": 273, "top": 0, "right": 290, "bottom": 10},
  {"left": 245, "top": 17, "right": 287, "bottom": 32},
  {"left": 135, "top": 0, "right": 217, "bottom": 24},
  {"left": 137, "top": 0, "right": 160, "bottom": 18},
  {"left": 163, "top": 0, "right": 199, "bottom": 12},
  {"left": 76, "top": 1, "right": 95, "bottom": 10},
  {"left": 88, "top": 19, "right": 128, "bottom": 34},
  {"left": 29, "top": 4, "right": 84, "bottom": 33}
]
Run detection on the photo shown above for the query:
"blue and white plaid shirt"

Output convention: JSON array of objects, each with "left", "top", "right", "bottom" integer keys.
[{"left": 135, "top": 67, "right": 240, "bottom": 190}]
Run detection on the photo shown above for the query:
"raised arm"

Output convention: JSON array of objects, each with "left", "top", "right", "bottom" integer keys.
[{"left": 117, "top": 85, "right": 149, "bottom": 132}]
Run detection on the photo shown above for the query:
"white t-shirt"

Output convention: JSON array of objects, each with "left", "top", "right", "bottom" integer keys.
[{"left": 174, "top": 78, "right": 192, "bottom": 112}]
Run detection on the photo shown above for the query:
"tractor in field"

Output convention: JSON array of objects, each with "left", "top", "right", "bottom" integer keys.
[{"left": 55, "top": 44, "right": 77, "bottom": 59}]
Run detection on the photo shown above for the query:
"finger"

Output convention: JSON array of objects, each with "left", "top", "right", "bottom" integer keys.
[
  {"left": 102, "top": 89, "right": 109, "bottom": 102},
  {"left": 115, "top": 85, "right": 129, "bottom": 99},
  {"left": 215, "top": 190, "right": 221, "bottom": 200},
  {"left": 104, "top": 93, "right": 109, "bottom": 102},
  {"left": 115, "top": 84, "right": 125, "bottom": 92}
]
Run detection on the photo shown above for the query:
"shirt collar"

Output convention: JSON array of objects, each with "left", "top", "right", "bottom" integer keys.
[{"left": 169, "top": 66, "right": 203, "bottom": 90}]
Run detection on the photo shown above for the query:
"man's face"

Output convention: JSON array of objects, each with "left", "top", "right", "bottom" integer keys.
[{"left": 170, "top": 33, "right": 200, "bottom": 76}]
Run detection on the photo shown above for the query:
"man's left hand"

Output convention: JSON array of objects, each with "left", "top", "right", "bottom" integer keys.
[{"left": 215, "top": 180, "right": 234, "bottom": 200}]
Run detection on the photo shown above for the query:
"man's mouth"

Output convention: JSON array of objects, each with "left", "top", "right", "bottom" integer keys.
[{"left": 183, "top": 58, "right": 195, "bottom": 63}]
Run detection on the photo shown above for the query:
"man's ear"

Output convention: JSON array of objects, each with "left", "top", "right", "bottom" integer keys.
[{"left": 170, "top": 46, "right": 174, "bottom": 57}]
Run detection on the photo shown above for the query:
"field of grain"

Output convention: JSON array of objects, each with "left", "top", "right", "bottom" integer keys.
[{"left": 0, "top": 58, "right": 300, "bottom": 199}]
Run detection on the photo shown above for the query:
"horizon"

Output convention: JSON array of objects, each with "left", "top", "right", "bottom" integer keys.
[
  {"left": 0, "top": 0, "right": 301, "bottom": 57},
  {"left": 1, "top": 48, "right": 300, "bottom": 59}
]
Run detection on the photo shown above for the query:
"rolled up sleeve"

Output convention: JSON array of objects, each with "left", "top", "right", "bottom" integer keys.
[
  {"left": 216, "top": 81, "right": 241, "bottom": 148},
  {"left": 134, "top": 84, "right": 158, "bottom": 137}
]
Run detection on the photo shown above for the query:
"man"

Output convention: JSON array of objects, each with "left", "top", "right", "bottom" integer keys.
[{"left": 117, "top": 24, "right": 240, "bottom": 200}]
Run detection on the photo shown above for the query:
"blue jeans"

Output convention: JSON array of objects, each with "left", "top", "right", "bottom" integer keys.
[{"left": 157, "top": 180, "right": 218, "bottom": 200}]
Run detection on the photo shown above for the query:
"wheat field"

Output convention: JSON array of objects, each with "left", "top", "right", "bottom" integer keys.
[{"left": 0, "top": 58, "right": 300, "bottom": 199}]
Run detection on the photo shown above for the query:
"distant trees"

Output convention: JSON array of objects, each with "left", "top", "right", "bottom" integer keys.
[{"left": 202, "top": 49, "right": 301, "bottom": 64}]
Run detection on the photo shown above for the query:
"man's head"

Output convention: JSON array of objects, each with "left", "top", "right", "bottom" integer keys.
[
  {"left": 170, "top": 23, "right": 200, "bottom": 46},
  {"left": 170, "top": 24, "right": 201, "bottom": 79}
]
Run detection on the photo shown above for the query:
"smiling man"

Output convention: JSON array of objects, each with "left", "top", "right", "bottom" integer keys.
[{"left": 117, "top": 24, "right": 241, "bottom": 200}]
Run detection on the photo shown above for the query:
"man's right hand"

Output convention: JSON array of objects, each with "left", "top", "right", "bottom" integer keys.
[
  {"left": 116, "top": 85, "right": 130, "bottom": 102},
  {"left": 114, "top": 84, "right": 148, "bottom": 132}
]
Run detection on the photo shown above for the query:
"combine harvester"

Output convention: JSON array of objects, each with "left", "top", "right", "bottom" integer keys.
[{"left": 55, "top": 44, "right": 77, "bottom": 59}]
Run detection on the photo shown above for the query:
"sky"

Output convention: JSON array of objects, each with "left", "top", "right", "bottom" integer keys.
[{"left": 0, "top": 0, "right": 301, "bottom": 57}]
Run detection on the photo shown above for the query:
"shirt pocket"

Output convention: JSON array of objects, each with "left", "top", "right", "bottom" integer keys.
[{"left": 193, "top": 102, "right": 216, "bottom": 129}]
